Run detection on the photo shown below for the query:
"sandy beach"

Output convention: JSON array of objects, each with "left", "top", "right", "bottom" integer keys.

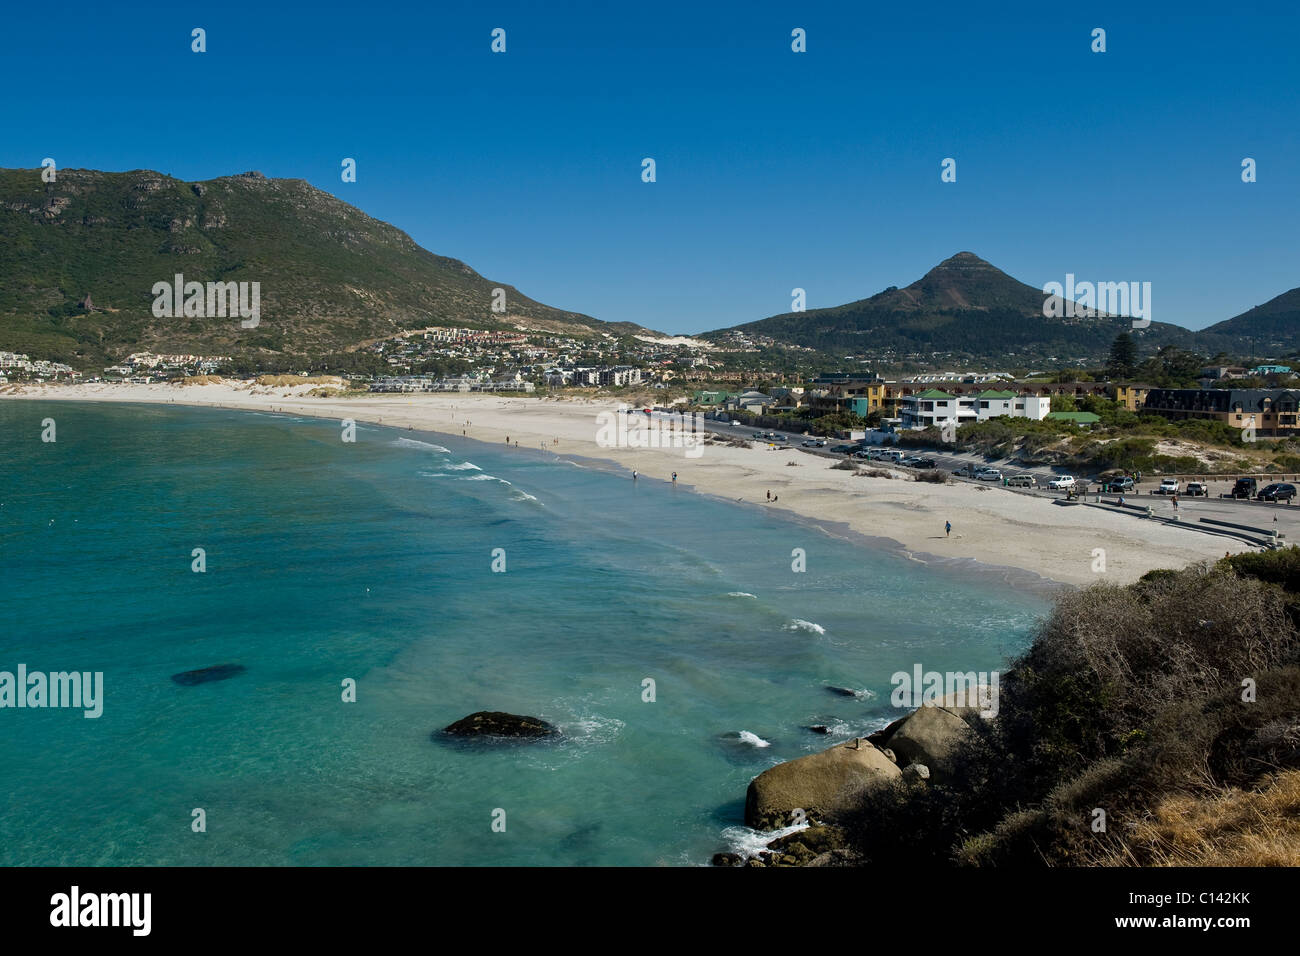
[{"left": 2, "top": 379, "right": 1252, "bottom": 588}]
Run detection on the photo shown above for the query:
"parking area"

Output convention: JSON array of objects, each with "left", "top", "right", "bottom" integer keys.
[{"left": 698, "top": 417, "right": 1300, "bottom": 542}]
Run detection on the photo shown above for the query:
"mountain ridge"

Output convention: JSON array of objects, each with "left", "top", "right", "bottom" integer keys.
[
  {"left": 701, "top": 252, "right": 1295, "bottom": 366},
  {"left": 0, "top": 167, "right": 646, "bottom": 367}
]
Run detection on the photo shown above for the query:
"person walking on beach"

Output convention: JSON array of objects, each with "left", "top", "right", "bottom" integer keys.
[
  {"left": 671, "top": 472, "right": 677, "bottom": 483},
  {"left": 632, "top": 471, "right": 637, "bottom": 481},
  {"left": 766, "top": 490, "right": 771, "bottom": 501},
  {"left": 1172, "top": 493, "right": 1179, "bottom": 511},
  {"left": 945, "top": 521, "right": 951, "bottom": 538}
]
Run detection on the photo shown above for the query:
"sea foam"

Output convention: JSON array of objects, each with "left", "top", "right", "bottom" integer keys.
[{"left": 393, "top": 437, "right": 451, "bottom": 453}]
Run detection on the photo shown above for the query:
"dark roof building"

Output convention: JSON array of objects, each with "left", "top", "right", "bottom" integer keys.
[{"left": 1143, "top": 388, "right": 1300, "bottom": 436}]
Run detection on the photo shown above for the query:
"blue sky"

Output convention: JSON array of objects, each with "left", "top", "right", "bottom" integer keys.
[{"left": 3, "top": 1, "right": 1298, "bottom": 335}]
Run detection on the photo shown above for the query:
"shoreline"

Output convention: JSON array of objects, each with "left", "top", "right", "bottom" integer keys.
[{"left": 1, "top": 380, "right": 1250, "bottom": 588}]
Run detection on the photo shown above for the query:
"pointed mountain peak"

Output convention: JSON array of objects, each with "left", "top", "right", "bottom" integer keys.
[
  {"left": 919, "top": 251, "right": 1003, "bottom": 280},
  {"left": 889, "top": 252, "right": 1038, "bottom": 312}
]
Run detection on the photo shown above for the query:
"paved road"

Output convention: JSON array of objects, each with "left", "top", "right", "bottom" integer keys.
[{"left": 688, "top": 414, "right": 1300, "bottom": 546}]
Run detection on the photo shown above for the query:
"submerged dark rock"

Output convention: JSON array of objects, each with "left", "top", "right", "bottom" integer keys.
[
  {"left": 440, "top": 711, "right": 557, "bottom": 739},
  {"left": 808, "top": 725, "right": 831, "bottom": 735},
  {"left": 171, "top": 663, "right": 246, "bottom": 686},
  {"left": 825, "top": 685, "right": 858, "bottom": 698}
]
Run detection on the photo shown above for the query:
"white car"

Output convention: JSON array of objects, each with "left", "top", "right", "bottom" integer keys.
[
  {"left": 975, "top": 469, "right": 1002, "bottom": 482},
  {"left": 1047, "top": 475, "right": 1076, "bottom": 490},
  {"left": 1158, "top": 479, "right": 1180, "bottom": 495}
]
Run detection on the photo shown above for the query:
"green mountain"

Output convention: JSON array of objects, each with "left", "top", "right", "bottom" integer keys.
[
  {"left": 1200, "top": 287, "right": 1300, "bottom": 355},
  {"left": 701, "top": 252, "right": 1218, "bottom": 366},
  {"left": 0, "top": 167, "right": 639, "bottom": 367}
]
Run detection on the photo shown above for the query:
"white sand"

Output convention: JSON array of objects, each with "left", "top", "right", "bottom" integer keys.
[{"left": 3, "top": 380, "right": 1250, "bottom": 588}]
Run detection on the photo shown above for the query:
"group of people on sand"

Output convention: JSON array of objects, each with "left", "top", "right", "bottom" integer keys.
[{"left": 765, "top": 489, "right": 780, "bottom": 503}]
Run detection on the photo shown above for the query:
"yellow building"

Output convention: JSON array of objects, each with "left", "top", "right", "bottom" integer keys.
[{"left": 1112, "top": 384, "right": 1152, "bottom": 412}]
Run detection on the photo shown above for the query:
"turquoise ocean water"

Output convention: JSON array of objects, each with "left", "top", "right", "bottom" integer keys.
[{"left": 0, "top": 401, "right": 1046, "bottom": 865}]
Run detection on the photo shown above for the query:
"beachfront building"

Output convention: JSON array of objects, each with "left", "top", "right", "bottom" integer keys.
[
  {"left": 725, "top": 390, "right": 775, "bottom": 414},
  {"left": 1045, "top": 411, "right": 1102, "bottom": 428},
  {"left": 805, "top": 374, "right": 885, "bottom": 416},
  {"left": 899, "top": 389, "right": 1051, "bottom": 430},
  {"left": 0, "top": 351, "right": 80, "bottom": 380},
  {"left": 691, "top": 389, "right": 730, "bottom": 406},
  {"left": 1142, "top": 388, "right": 1300, "bottom": 437},
  {"left": 900, "top": 389, "right": 963, "bottom": 429},
  {"left": 485, "top": 373, "right": 536, "bottom": 393},
  {"left": 598, "top": 366, "right": 643, "bottom": 386},
  {"left": 1112, "top": 383, "right": 1153, "bottom": 411}
]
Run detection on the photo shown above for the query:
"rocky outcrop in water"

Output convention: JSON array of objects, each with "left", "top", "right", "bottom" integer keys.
[
  {"left": 744, "top": 738, "right": 900, "bottom": 829},
  {"left": 171, "top": 663, "right": 246, "bottom": 686},
  {"left": 440, "top": 711, "right": 557, "bottom": 739}
]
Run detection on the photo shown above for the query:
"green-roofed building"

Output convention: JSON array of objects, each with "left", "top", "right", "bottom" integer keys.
[
  {"left": 691, "top": 390, "right": 729, "bottom": 406},
  {"left": 1046, "top": 411, "right": 1101, "bottom": 427}
]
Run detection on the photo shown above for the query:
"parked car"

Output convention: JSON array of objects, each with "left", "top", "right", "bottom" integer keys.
[
  {"left": 752, "top": 432, "right": 765, "bottom": 440},
  {"left": 913, "top": 458, "right": 938, "bottom": 469},
  {"left": 1047, "top": 475, "right": 1076, "bottom": 490},
  {"left": 1005, "top": 474, "right": 1036, "bottom": 488},
  {"left": 1157, "top": 478, "right": 1180, "bottom": 495},
  {"left": 1102, "top": 476, "right": 1135, "bottom": 493},
  {"left": 900, "top": 456, "right": 923, "bottom": 467},
  {"left": 1257, "top": 483, "right": 1297, "bottom": 502},
  {"left": 1185, "top": 482, "right": 1208, "bottom": 497},
  {"left": 952, "top": 464, "right": 979, "bottom": 477},
  {"left": 976, "top": 469, "right": 1003, "bottom": 481},
  {"left": 881, "top": 450, "right": 905, "bottom": 462},
  {"left": 830, "top": 444, "right": 856, "bottom": 454},
  {"left": 729, "top": 420, "right": 742, "bottom": 426},
  {"left": 852, "top": 450, "right": 874, "bottom": 459},
  {"left": 1231, "top": 478, "right": 1258, "bottom": 499}
]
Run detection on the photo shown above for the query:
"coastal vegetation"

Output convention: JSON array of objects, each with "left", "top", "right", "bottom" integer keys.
[{"left": 835, "top": 548, "right": 1300, "bottom": 867}]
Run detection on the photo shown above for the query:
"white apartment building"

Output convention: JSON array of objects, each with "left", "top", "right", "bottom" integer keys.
[{"left": 900, "top": 389, "right": 1051, "bottom": 430}]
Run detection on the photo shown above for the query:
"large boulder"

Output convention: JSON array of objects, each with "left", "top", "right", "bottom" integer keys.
[
  {"left": 876, "top": 703, "right": 976, "bottom": 782},
  {"left": 440, "top": 711, "right": 557, "bottom": 739},
  {"left": 744, "top": 739, "right": 901, "bottom": 829}
]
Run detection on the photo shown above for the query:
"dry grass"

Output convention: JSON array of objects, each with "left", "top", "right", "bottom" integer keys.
[
  {"left": 179, "top": 375, "right": 224, "bottom": 385},
  {"left": 1096, "top": 771, "right": 1300, "bottom": 866}
]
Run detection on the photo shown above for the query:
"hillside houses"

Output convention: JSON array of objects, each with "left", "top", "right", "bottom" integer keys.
[{"left": 0, "top": 351, "right": 80, "bottom": 381}]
